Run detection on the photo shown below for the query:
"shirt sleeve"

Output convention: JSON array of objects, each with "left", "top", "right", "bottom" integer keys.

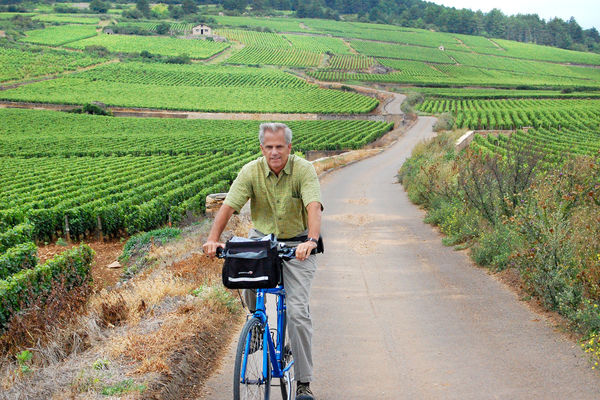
[
  {"left": 299, "top": 163, "right": 323, "bottom": 211},
  {"left": 223, "top": 165, "right": 252, "bottom": 212}
]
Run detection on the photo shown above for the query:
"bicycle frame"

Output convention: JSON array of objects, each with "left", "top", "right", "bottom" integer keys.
[{"left": 240, "top": 285, "right": 294, "bottom": 384}]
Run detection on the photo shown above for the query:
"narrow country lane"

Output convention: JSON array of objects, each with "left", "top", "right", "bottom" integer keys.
[
  {"left": 311, "top": 116, "right": 599, "bottom": 399},
  {"left": 200, "top": 107, "right": 599, "bottom": 399}
]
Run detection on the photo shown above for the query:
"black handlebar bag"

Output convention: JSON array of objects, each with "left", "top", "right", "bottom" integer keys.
[{"left": 221, "top": 235, "right": 281, "bottom": 289}]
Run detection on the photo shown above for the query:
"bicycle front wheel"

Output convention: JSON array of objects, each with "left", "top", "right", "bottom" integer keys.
[
  {"left": 233, "top": 317, "right": 271, "bottom": 400},
  {"left": 279, "top": 309, "right": 294, "bottom": 400}
]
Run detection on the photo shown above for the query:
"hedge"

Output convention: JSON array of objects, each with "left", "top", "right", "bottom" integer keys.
[
  {"left": 0, "top": 244, "right": 94, "bottom": 330},
  {"left": 0, "top": 222, "right": 34, "bottom": 253},
  {"left": 0, "top": 242, "right": 38, "bottom": 280}
]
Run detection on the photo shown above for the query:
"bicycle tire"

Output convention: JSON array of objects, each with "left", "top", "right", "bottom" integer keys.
[
  {"left": 233, "top": 317, "right": 271, "bottom": 400},
  {"left": 279, "top": 310, "right": 294, "bottom": 400}
]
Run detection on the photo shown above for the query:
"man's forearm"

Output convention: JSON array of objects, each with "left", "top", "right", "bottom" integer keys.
[
  {"left": 207, "top": 204, "right": 236, "bottom": 242},
  {"left": 306, "top": 202, "right": 322, "bottom": 239}
]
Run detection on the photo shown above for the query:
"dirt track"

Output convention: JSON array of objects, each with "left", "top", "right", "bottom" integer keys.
[{"left": 199, "top": 93, "right": 599, "bottom": 399}]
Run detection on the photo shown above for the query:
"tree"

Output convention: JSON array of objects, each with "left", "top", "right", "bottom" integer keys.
[
  {"left": 168, "top": 4, "right": 184, "bottom": 19},
  {"left": 567, "top": 17, "right": 584, "bottom": 43},
  {"left": 485, "top": 8, "right": 506, "bottom": 38},
  {"left": 135, "top": 0, "right": 150, "bottom": 18},
  {"left": 89, "top": 0, "right": 109, "bottom": 13},
  {"left": 155, "top": 22, "right": 170, "bottom": 34},
  {"left": 151, "top": 3, "right": 169, "bottom": 18},
  {"left": 223, "top": 0, "right": 247, "bottom": 12},
  {"left": 182, "top": 0, "right": 198, "bottom": 14}
]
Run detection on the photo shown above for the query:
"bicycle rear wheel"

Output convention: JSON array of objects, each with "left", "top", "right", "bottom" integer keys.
[{"left": 233, "top": 317, "right": 271, "bottom": 400}]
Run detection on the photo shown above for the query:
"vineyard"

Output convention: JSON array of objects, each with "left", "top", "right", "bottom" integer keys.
[
  {"left": 349, "top": 40, "right": 454, "bottom": 64},
  {"left": 0, "top": 61, "right": 381, "bottom": 113},
  {"left": 115, "top": 21, "right": 194, "bottom": 33},
  {"left": 71, "top": 62, "right": 310, "bottom": 88},
  {"left": 20, "top": 24, "right": 98, "bottom": 46},
  {"left": 66, "top": 34, "right": 230, "bottom": 59},
  {"left": 32, "top": 14, "right": 100, "bottom": 24},
  {"left": 0, "top": 74, "right": 377, "bottom": 113},
  {"left": 216, "top": 28, "right": 291, "bottom": 48},
  {"left": 212, "top": 15, "right": 600, "bottom": 66},
  {"left": 2, "top": 10, "right": 600, "bottom": 351},
  {"left": 417, "top": 98, "right": 600, "bottom": 160},
  {"left": 0, "top": 108, "right": 393, "bottom": 240},
  {"left": 409, "top": 87, "right": 600, "bottom": 99},
  {"left": 284, "top": 34, "right": 352, "bottom": 54},
  {"left": 226, "top": 46, "right": 322, "bottom": 67},
  {"left": 0, "top": 45, "right": 107, "bottom": 82},
  {"left": 0, "top": 221, "right": 93, "bottom": 329},
  {"left": 308, "top": 61, "right": 600, "bottom": 88}
]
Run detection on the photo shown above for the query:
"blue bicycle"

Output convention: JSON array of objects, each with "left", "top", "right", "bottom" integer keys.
[{"left": 219, "top": 244, "right": 300, "bottom": 400}]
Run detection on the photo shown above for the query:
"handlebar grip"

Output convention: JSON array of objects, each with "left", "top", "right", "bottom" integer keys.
[{"left": 216, "top": 246, "right": 224, "bottom": 258}]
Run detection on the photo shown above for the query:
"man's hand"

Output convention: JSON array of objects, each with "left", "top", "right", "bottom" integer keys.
[
  {"left": 203, "top": 240, "right": 225, "bottom": 258},
  {"left": 295, "top": 240, "right": 317, "bottom": 261}
]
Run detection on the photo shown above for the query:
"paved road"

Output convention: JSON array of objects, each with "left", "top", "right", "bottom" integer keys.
[
  {"left": 311, "top": 116, "right": 598, "bottom": 399},
  {"left": 200, "top": 108, "right": 599, "bottom": 399}
]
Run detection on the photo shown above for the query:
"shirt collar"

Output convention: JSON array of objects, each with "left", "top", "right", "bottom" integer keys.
[{"left": 262, "top": 155, "right": 293, "bottom": 178}]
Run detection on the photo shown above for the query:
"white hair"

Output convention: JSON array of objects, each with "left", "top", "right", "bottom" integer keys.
[{"left": 259, "top": 123, "right": 292, "bottom": 145}]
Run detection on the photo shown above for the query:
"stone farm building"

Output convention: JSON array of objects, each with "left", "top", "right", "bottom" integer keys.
[{"left": 192, "top": 24, "right": 211, "bottom": 36}]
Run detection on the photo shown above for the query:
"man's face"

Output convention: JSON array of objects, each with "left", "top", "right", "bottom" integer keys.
[{"left": 260, "top": 128, "right": 291, "bottom": 174}]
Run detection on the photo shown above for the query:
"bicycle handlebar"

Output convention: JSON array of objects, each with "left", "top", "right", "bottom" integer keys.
[{"left": 215, "top": 243, "right": 310, "bottom": 260}]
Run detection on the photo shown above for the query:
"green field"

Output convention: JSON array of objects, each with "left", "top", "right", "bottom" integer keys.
[
  {"left": 406, "top": 87, "right": 600, "bottom": 99},
  {"left": 74, "top": 62, "right": 310, "bottom": 88},
  {"left": 21, "top": 24, "right": 98, "bottom": 46},
  {"left": 0, "top": 45, "right": 106, "bottom": 82},
  {"left": 309, "top": 62, "right": 600, "bottom": 88},
  {"left": 418, "top": 98, "right": 600, "bottom": 159},
  {"left": 284, "top": 34, "right": 352, "bottom": 54},
  {"left": 67, "top": 34, "right": 230, "bottom": 58},
  {"left": 32, "top": 14, "right": 100, "bottom": 24},
  {"left": 0, "top": 61, "right": 377, "bottom": 112},
  {"left": 327, "top": 54, "right": 375, "bottom": 70},
  {"left": 225, "top": 46, "right": 322, "bottom": 67},
  {"left": 216, "top": 28, "right": 291, "bottom": 47},
  {"left": 350, "top": 40, "right": 454, "bottom": 63},
  {"left": 0, "top": 108, "right": 392, "bottom": 238}
]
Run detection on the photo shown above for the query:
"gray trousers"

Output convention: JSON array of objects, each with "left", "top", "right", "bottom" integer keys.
[{"left": 243, "top": 230, "right": 317, "bottom": 383}]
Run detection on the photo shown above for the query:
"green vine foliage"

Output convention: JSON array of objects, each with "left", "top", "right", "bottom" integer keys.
[{"left": 0, "top": 245, "right": 94, "bottom": 330}]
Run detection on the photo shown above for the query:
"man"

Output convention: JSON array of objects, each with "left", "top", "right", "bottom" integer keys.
[{"left": 203, "top": 122, "right": 322, "bottom": 400}]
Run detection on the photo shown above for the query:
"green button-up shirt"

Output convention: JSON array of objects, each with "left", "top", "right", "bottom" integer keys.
[{"left": 223, "top": 154, "right": 322, "bottom": 239}]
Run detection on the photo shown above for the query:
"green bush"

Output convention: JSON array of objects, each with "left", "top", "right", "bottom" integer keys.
[
  {"left": 119, "top": 227, "right": 181, "bottom": 263},
  {"left": 0, "top": 223, "right": 34, "bottom": 253},
  {"left": 0, "top": 244, "right": 94, "bottom": 330},
  {"left": 0, "top": 242, "right": 38, "bottom": 280},
  {"left": 471, "top": 223, "right": 520, "bottom": 270}
]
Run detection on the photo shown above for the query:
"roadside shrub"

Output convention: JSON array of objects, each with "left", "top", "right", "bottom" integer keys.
[
  {"left": 458, "top": 144, "right": 544, "bottom": 225},
  {"left": 471, "top": 223, "right": 520, "bottom": 270},
  {"left": 398, "top": 131, "right": 459, "bottom": 207},
  {"left": 433, "top": 112, "right": 454, "bottom": 131},
  {"left": 119, "top": 228, "right": 181, "bottom": 264},
  {"left": 400, "top": 101, "right": 600, "bottom": 341},
  {"left": 402, "top": 92, "right": 424, "bottom": 114}
]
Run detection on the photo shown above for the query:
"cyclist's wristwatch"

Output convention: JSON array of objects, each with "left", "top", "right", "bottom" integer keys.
[{"left": 306, "top": 237, "right": 319, "bottom": 245}]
